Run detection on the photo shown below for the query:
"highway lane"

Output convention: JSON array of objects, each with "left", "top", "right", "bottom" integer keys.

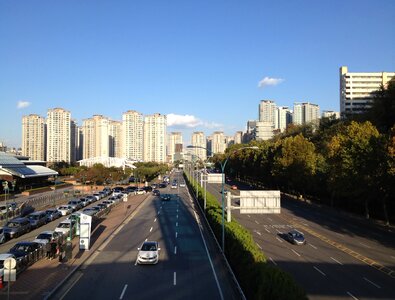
[
  {"left": 56, "top": 181, "right": 238, "bottom": 300},
  {"left": 207, "top": 182, "right": 395, "bottom": 300}
]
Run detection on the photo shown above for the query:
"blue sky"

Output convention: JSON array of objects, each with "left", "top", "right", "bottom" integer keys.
[{"left": 1, "top": 0, "right": 394, "bottom": 148}]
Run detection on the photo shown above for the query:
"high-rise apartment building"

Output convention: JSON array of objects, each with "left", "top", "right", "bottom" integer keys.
[
  {"left": 211, "top": 131, "right": 226, "bottom": 154},
  {"left": 122, "top": 110, "right": 143, "bottom": 160},
  {"left": 293, "top": 102, "right": 320, "bottom": 126},
  {"left": 256, "top": 122, "right": 274, "bottom": 141},
  {"left": 143, "top": 113, "right": 167, "bottom": 162},
  {"left": 46, "top": 108, "right": 71, "bottom": 163},
  {"left": 340, "top": 66, "right": 395, "bottom": 117},
  {"left": 82, "top": 115, "right": 110, "bottom": 159},
  {"left": 259, "top": 100, "right": 276, "bottom": 125},
  {"left": 168, "top": 132, "right": 183, "bottom": 162},
  {"left": 274, "top": 106, "right": 292, "bottom": 132},
  {"left": 322, "top": 110, "right": 340, "bottom": 119},
  {"left": 191, "top": 131, "right": 207, "bottom": 160},
  {"left": 109, "top": 120, "right": 122, "bottom": 158},
  {"left": 234, "top": 131, "right": 243, "bottom": 144},
  {"left": 22, "top": 114, "right": 46, "bottom": 161}
]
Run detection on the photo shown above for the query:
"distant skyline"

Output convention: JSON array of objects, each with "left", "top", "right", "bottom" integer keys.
[{"left": 1, "top": 0, "right": 394, "bottom": 148}]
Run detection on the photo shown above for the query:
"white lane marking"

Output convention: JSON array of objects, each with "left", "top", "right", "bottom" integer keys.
[
  {"left": 268, "top": 218, "right": 273, "bottom": 221},
  {"left": 269, "top": 257, "right": 277, "bottom": 265},
  {"left": 158, "top": 211, "right": 161, "bottom": 215},
  {"left": 177, "top": 214, "right": 179, "bottom": 219},
  {"left": 347, "top": 292, "right": 359, "bottom": 299},
  {"left": 256, "top": 231, "right": 261, "bottom": 236},
  {"left": 363, "top": 277, "right": 381, "bottom": 289},
  {"left": 176, "top": 232, "right": 178, "bottom": 238},
  {"left": 309, "top": 243, "right": 317, "bottom": 250},
  {"left": 276, "top": 229, "right": 282, "bottom": 234},
  {"left": 119, "top": 284, "right": 128, "bottom": 299},
  {"left": 145, "top": 238, "right": 148, "bottom": 241},
  {"left": 330, "top": 257, "right": 343, "bottom": 265},
  {"left": 276, "top": 237, "right": 283, "bottom": 243},
  {"left": 255, "top": 220, "right": 259, "bottom": 224},
  {"left": 256, "top": 243, "right": 262, "bottom": 250},
  {"left": 59, "top": 272, "right": 83, "bottom": 299},
  {"left": 247, "top": 215, "right": 251, "bottom": 218},
  {"left": 265, "top": 228, "right": 270, "bottom": 233},
  {"left": 176, "top": 222, "right": 178, "bottom": 227},
  {"left": 149, "top": 227, "right": 153, "bottom": 232},
  {"left": 359, "top": 242, "right": 371, "bottom": 249},
  {"left": 154, "top": 218, "right": 157, "bottom": 222},
  {"left": 313, "top": 266, "right": 326, "bottom": 276},
  {"left": 303, "top": 223, "right": 309, "bottom": 227},
  {"left": 174, "top": 272, "right": 177, "bottom": 285},
  {"left": 291, "top": 249, "right": 301, "bottom": 257},
  {"left": 174, "top": 246, "right": 177, "bottom": 254}
]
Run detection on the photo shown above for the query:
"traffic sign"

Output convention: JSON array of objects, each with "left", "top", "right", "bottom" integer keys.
[{"left": 4, "top": 257, "right": 16, "bottom": 269}]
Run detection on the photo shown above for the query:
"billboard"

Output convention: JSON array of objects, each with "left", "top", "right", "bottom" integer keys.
[
  {"left": 240, "top": 190, "right": 281, "bottom": 214},
  {"left": 207, "top": 173, "right": 223, "bottom": 183}
]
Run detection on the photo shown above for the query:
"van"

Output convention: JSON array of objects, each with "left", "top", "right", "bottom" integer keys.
[
  {"left": 3, "top": 217, "right": 31, "bottom": 239},
  {"left": 27, "top": 211, "right": 47, "bottom": 229}
]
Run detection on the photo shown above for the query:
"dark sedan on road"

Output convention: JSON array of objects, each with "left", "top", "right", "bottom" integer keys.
[{"left": 8, "top": 241, "right": 43, "bottom": 262}]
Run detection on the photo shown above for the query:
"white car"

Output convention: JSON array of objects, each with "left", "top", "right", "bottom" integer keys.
[
  {"left": 54, "top": 219, "right": 75, "bottom": 236},
  {"left": 137, "top": 241, "right": 160, "bottom": 264},
  {"left": 179, "top": 182, "right": 186, "bottom": 187},
  {"left": 135, "top": 189, "right": 146, "bottom": 195},
  {"left": 0, "top": 253, "right": 17, "bottom": 277},
  {"left": 33, "top": 230, "right": 62, "bottom": 245},
  {"left": 57, "top": 205, "right": 73, "bottom": 216}
]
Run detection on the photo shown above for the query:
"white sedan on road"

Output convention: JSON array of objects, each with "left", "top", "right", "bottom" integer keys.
[{"left": 137, "top": 241, "right": 160, "bottom": 264}]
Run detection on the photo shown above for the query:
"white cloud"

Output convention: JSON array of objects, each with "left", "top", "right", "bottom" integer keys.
[
  {"left": 17, "top": 101, "right": 31, "bottom": 109},
  {"left": 258, "top": 77, "right": 284, "bottom": 88},
  {"left": 167, "top": 113, "right": 222, "bottom": 129}
]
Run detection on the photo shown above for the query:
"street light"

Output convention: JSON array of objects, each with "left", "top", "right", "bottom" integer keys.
[{"left": 187, "top": 145, "right": 259, "bottom": 253}]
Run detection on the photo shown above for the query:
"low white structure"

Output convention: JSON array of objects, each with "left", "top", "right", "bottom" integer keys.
[{"left": 77, "top": 157, "right": 137, "bottom": 169}]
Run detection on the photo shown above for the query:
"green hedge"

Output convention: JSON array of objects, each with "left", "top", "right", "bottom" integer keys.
[{"left": 185, "top": 173, "right": 307, "bottom": 300}]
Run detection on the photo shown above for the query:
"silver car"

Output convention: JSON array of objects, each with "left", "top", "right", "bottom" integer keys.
[{"left": 137, "top": 241, "right": 161, "bottom": 264}]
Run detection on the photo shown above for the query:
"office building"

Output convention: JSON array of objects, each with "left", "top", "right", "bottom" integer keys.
[
  {"left": 211, "top": 131, "right": 226, "bottom": 154},
  {"left": 340, "top": 66, "right": 395, "bottom": 117},
  {"left": 256, "top": 121, "right": 274, "bottom": 141},
  {"left": 122, "top": 110, "right": 143, "bottom": 161},
  {"left": 259, "top": 100, "right": 276, "bottom": 125},
  {"left": 46, "top": 108, "right": 71, "bottom": 163},
  {"left": 143, "top": 113, "right": 167, "bottom": 162},
  {"left": 274, "top": 106, "right": 292, "bottom": 132},
  {"left": 322, "top": 110, "right": 340, "bottom": 119},
  {"left": 22, "top": 114, "right": 46, "bottom": 161}
]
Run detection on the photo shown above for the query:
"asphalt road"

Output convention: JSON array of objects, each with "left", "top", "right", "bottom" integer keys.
[
  {"left": 207, "top": 182, "right": 395, "bottom": 300},
  {"left": 52, "top": 175, "right": 241, "bottom": 300}
]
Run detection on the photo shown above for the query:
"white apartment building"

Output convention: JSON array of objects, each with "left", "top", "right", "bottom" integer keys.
[
  {"left": 259, "top": 100, "right": 276, "bottom": 125},
  {"left": 82, "top": 115, "right": 110, "bottom": 159},
  {"left": 234, "top": 131, "right": 243, "bottom": 144},
  {"left": 168, "top": 132, "right": 183, "bottom": 163},
  {"left": 211, "top": 131, "right": 226, "bottom": 154},
  {"left": 274, "top": 106, "right": 292, "bottom": 132},
  {"left": 143, "top": 113, "right": 167, "bottom": 163},
  {"left": 322, "top": 110, "right": 340, "bottom": 119},
  {"left": 109, "top": 120, "right": 122, "bottom": 158},
  {"left": 46, "top": 108, "right": 71, "bottom": 163},
  {"left": 340, "top": 66, "right": 395, "bottom": 117},
  {"left": 122, "top": 110, "right": 143, "bottom": 161},
  {"left": 22, "top": 114, "right": 46, "bottom": 161},
  {"left": 293, "top": 102, "right": 320, "bottom": 126},
  {"left": 191, "top": 131, "right": 207, "bottom": 160},
  {"left": 256, "top": 121, "right": 274, "bottom": 141}
]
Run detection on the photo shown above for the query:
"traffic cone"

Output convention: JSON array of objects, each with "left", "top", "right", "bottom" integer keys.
[{"left": 0, "top": 275, "right": 4, "bottom": 289}]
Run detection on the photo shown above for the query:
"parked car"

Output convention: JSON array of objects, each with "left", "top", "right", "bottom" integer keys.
[
  {"left": 68, "top": 199, "right": 83, "bottom": 211},
  {"left": 8, "top": 241, "right": 43, "bottom": 265},
  {"left": 0, "top": 202, "right": 18, "bottom": 214},
  {"left": 159, "top": 183, "right": 167, "bottom": 188},
  {"left": 135, "top": 188, "right": 146, "bottom": 195},
  {"left": 101, "top": 200, "right": 113, "bottom": 207},
  {"left": 45, "top": 209, "right": 62, "bottom": 222},
  {"left": 33, "top": 230, "right": 62, "bottom": 245},
  {"left": 83, "top": 207, "right": 100, "bottom": 214},
  {"left": 96, "top": 203, "right": 108, "bottom": 210},
  {"left": 57, "top": 205, "right": 73, "bottom": 216},
  {"left": 0, "top": 253, "right": 19, "bottom": 277},
  {"left": 137, "top": 241, "right": 160, "bottom": 264},
  {"left": 27, "top": 211, "right": 47, "bottom": 229},
  {"left": 86, "top": 195, "right": 97, "bottom": 203},
  {"left": 79, "top": 197, "right": 90, "bottom": 207},
  {"left": 55, "top": 219, "right": 76, "bottom": 236},
  {"left": 3, "top": 217, "right": 31, "bottom": 239},
  {"left": 152, "top": 189, "right": 160, "bottom": 196},
  {"left": 107, "top": 196, "right": 119, "bottom": 203},
  {"left": 285, "top": 230, "right": 306, "bottom": 245},
  {"left": 92, "top": 193, "right": 102, "bottom": 201},
  {"left": 142, "top": 186, "right": 153, "bottom": 193}
]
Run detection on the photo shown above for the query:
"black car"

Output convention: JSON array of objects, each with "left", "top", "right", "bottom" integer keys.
[
  {"left": 8, "top": 241, "right": 43, "bottom": 263},
  {"left": 159, "top": 183, "right": 167, "bottom": 189},
  {"left": 152, "top": 189, "right": 160, "bottom": 196},
  {"left": 143, "top": 186, "right": 153, "bottom": 192}
]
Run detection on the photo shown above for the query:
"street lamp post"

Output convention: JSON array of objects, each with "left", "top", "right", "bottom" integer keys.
[{"left": 187, "top": 145, "right": 258, "bottom": 253}]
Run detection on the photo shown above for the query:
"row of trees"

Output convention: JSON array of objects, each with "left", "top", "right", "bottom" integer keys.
[
  {"left": 213, "top": 81, "right": 395, "bottom": 224},
  {"left": 52, "top": 162, "right": 170, "bottom": 186}
]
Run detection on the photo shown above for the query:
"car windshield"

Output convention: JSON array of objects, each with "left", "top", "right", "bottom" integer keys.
[
  {"left": 141, "top": 243, "right": 157, "bottom": 251},
  {"left": 12, "top": 245, "right": 30, "bottom": 252},
  {"left": 36, "top": 233, "right": 51, "bottom": 240},
  {"left": 28, "top": 215, "right": 39, "bottom": 220},
  {"left": 6, "top": 222, "right": 19, "bottom": 228}
]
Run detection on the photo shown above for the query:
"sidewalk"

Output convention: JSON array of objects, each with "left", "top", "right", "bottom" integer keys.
[{"left": 0, "top": 194, "right": 148, "bottom": 300}]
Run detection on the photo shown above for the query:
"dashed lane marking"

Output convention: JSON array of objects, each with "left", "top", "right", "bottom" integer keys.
[
  {"left": 269, "top": 257, "right": 277, "bottom": 265},
  {"left": 313, "top": 266, "right": 326, "bottom": 276},
  {"left": 363, "top": 277, "right": 381, "bottom": 289},
  {"left": 347, "top": 292, "right": 359, "bottom": 300},
  {"left": 330, "top": 257, "right": 343, "bottom": 265},
  {"left": 119, "top": 284, "right": 128, "bottom": 300},
  {"left": 291, "top": 249, "right": 301, "bottom": 257}
]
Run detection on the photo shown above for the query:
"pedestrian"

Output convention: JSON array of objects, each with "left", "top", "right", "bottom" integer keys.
[
  {"left": 45, "top": 242, "right": 51, "bottom": 259},
  {"left": 50, "top": 241, "right": 57, "bottom": 260},
  {"left": 58, "top": 242, "right": 64, "bottom": 262}
]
